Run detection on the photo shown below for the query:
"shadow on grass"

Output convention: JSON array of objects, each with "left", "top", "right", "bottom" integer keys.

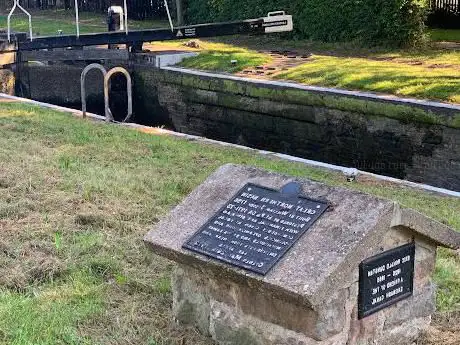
[{"left": 275, "top": 56, "right": 460, "bottom": 102}]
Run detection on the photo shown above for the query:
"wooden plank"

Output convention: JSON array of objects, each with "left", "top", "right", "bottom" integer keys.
[{"left": 21, "top": 48, "right": 130, "bottom": 62}]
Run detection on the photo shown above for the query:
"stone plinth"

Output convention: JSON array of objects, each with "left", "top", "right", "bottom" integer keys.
[{"left": 144, "top": 164, "right": 460, "bottom": 345}]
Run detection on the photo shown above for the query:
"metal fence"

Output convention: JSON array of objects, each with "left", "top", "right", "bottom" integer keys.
[
  {"left": 429, "top": 0, "right": 460, "bottom": 28},
  {"left": 0, "top": 0, "right": 169, "bottom": 19},
  {"left": 79, "top": 0, "right": 168, "bottom": 19},
  {"left": 431, "top": 0, "right": 460, "bottom": 13}
]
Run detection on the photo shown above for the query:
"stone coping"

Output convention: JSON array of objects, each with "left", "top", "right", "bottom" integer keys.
[
  {"left": 147, "top": 67, "right": 460, "bottom": 129},
  {"left": 163, "top": 66, "right": 460, "bottom": 116}
]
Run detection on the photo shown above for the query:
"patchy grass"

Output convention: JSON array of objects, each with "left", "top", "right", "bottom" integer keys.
[
  {"left": 160, "top": 37, "right": 460, "bottom": 103},
  {"left": 152, "top": 40, "right": 272, "bottom": 73},
  {"left": 435, "top": 249, "right": 460, "bottom": 312},
  {"left": 274, "top": 55, "right": 460, "bottom": 103},
  {"left": 429, "top": 29, "right": 460, "bottom": 42},
  {"left": 0, "top": 272, "right": 104, "bottom": 345},
  {"left": 0, "top": 9, "right": 167, "bottom": 36},
  {"left": 0, "top": 102, "right": 459, "bottom": 343},
  {"left": 179, "top": 50, "right": 269, "bottom": 73}
]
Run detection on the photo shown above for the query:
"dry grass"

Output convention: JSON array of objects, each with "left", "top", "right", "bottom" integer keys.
[
  {"left": 0, "top": 102, "right": 459, "bottom": 344},
  {"left": 419, "top": 311, "right": 460, "bottom": 345}
]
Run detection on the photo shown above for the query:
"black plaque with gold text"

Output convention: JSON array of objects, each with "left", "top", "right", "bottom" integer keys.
[{"left": 183, "top": 182, "right": 328, "bottom": 275}]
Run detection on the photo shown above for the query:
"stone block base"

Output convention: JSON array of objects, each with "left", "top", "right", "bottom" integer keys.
[{"left": 172, "top": 262, "right": 434, "bottom": 345}]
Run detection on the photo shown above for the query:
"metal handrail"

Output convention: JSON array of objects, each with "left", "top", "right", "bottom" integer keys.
[
  {"left": 104, "top": 67, "right": 132, "bottom": 122},
  {"left": 7, "top": 0, "right": 33, "bottom": 42},
  {"left": 80, "top": 63, "right": 107, "bottom": 118}
]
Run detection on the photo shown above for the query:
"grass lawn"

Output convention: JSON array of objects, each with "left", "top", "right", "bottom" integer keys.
[
  {"left": 0, "top": 9, "right": 167, "bottom": 36},
  {"left": 156, "top": 40, "right": 272, "bottom": 73},
  {"left": 274, "top": 54, "right": 460, "bottom": 103},
  {"left": 0, "top": 102, "right": 459, "bottom": 344},
  {"left": 152, "top": 35, "right": 460, "bottom": 103},
  {"left": 429, "top": 29, "right": 460, "bottom": 42},
  {"left": 2, "top": 9, "right": 460, "bottom": 103}
]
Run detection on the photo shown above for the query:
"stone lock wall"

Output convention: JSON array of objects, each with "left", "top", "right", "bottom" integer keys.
[
  {"left": 134, "top": 67, "right": 460, "bottom": 192},
  {"left": 171, "top": 228, "right": 437, "bottom": 345},
  {"left": 18, "top": 65, "right": 104, "bottom": 107},
  {"left": 15, "top": 64, "right": 131, "bottom": 120},
  {"left": 14, "top": 63, "right": 460, "bottom": 191}
]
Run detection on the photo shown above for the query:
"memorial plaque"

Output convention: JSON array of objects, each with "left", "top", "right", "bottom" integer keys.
[
  {"left": 183, "top": 183, "right": 329, "bottom": 275},
  {"left": 358, "top": 242, "right": 415, "bottom": 319}
]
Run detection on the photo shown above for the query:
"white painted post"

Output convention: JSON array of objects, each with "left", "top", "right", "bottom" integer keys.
[
  {"left": 164, "top": 0, "right": 174, "bottom": 32},
  {"left": 123, "top": 0, "right": 128, "bottom": 35},
  {"left": 175, "top": 0, "right": 183, "bottom": 26},
  {"left": 74, "top": 0, "right": 80, "bottom": 38}
]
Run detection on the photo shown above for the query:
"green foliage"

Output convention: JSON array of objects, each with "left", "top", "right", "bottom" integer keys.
[
  {"left": 435, "top": 249, "right": 460, "bottom": 311},
  {"left": 184, "top": 0, "right": 429, "bottom": 46}
]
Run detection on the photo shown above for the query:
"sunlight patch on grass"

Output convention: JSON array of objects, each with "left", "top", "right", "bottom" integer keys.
[
  {"left": 180, "top": 50, "right": 270, "bottom": 72},
  {"left": 177, "top": 41, "right": 271, "bottom": 72},
  {"left": 150, "top": 39, "right": 272, "bottom": 72},
  {"left": 372, "top": 50, "right": 460, "bottom": 67},
  {"left": 275, "top": 55, "right": 460, "bottom": 103}
]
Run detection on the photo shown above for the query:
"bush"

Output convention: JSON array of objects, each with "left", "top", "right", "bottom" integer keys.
[{"left": 184, "top": 0, "right": 429, "bottom": 46}]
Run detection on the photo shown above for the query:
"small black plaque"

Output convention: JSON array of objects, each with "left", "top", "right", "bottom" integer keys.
[
  {"left": 183, "top": 183, "right": 328, "bottom": 275},
  {"left": 358, "top": 243, "right": 415, "bottom": 319}
]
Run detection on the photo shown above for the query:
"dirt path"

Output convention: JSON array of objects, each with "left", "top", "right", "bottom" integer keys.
[
  {"left": 235, "top": 50, "right": 311, "bottom": 78},
  {"left": 235, "top": 49, "right": 460, "bottom": 79}
]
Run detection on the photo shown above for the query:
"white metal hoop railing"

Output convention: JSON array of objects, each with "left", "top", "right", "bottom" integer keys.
[
  {"left": 81, "top": 63, "right": 107, "bottom": 118},
  {"left": 7, "top": 0, "right": 33, "bottom": 42},
  {"left": 104, "top": 67, "right": 133, "bottom": 122}
]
